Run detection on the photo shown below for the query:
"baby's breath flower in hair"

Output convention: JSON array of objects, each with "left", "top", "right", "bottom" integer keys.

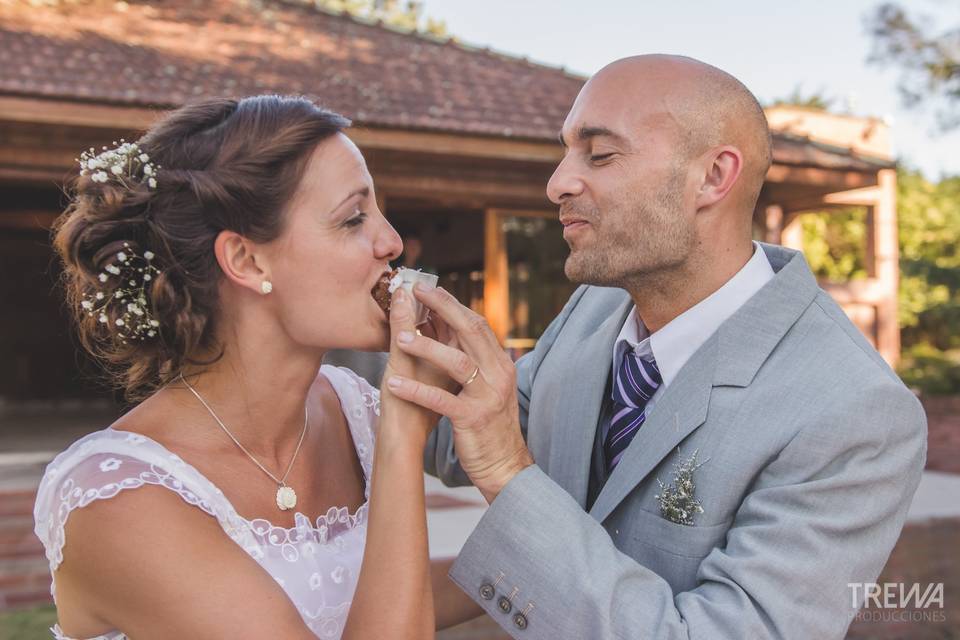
[
  {"left": 82, "top": 243, "right": 162, "bottom": 343},
  {"left": 77, "top": 139, "right": 160, "bottom": 190}
]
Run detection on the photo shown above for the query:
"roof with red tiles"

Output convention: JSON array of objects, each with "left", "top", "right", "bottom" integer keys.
[
  {"left": 0, "top": 0, "right": 893, "bottom": 169},
  {"left": 0, "top": 0, "right": 583, "bottom": 140}
]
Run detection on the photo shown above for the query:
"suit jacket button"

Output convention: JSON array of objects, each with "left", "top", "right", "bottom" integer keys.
[
  {"left": 498, "top": 596, "right": 512, "bottom": 613},
  {"left": 513, "top": 612, "right": 528, "bottom": 630},
  {"left": 479, "top": 583, "right": 495, "bottom": 600}
]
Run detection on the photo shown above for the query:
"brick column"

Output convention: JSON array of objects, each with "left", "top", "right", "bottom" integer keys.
[
  {"left": 874, "top": 168, "right": 900, "bottom": 367},
  {"left": 764, "top": 204, "right": 783, "bottom": 245}
]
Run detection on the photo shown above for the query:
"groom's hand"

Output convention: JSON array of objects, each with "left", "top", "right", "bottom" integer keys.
[{"left": 386, "top": 285, "right": 533, "bottom": 503}]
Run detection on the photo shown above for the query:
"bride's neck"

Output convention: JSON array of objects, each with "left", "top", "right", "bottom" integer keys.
[{"left": 172, "top": 338, "right": 326, "bottom": 457}]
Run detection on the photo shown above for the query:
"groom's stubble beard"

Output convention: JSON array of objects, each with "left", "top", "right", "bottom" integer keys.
[{"left": 563, "top": 164, "right": 694, "bottom": 289}]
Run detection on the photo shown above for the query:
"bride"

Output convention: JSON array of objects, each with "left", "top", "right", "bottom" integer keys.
[{"left": 34, "top": 95, "right": 481, "bottom": 639}]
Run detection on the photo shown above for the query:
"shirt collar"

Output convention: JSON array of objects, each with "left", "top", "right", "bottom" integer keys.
[{"left": 613, "top": 241, "right": 775, "bottom": 388}]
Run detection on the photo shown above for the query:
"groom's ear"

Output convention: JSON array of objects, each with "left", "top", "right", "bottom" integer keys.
[{"left": 694, "top": 146, "right": 743, "bottom": 211}]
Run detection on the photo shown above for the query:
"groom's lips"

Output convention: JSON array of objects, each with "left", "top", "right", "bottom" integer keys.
[{"left": 561, "top": 217, "right": 591, "bottom": 238}]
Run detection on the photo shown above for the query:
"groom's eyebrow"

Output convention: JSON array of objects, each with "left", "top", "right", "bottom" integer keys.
[{"left": 559, "top": 125, "right": 629, "bottom": 148}]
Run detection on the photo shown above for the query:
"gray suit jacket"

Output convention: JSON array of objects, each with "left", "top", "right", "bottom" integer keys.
[{"left": 425, "top": 243, "right": 927, "bottom": 639}]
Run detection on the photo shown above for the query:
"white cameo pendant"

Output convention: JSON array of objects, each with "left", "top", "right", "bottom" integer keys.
[{"left": 276, "top": 485, "right": 297, "bottom": 511}]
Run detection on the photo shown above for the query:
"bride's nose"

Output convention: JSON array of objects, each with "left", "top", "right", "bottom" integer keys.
[{"left": 375, "top": 220, "right": 403, "bottom": 262}]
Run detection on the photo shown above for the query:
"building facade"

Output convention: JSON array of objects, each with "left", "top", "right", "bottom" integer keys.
[{"left": 0, "top": 0, "right": 898, "bottom": 401}]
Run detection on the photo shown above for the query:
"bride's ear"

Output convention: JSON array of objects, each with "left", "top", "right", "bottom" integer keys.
[{"left": 214, "top": 230, "right": 272, "bottom": 295}]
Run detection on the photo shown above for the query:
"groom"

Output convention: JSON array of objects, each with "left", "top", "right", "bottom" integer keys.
[{"left": 388, "top": 55, "right": 927, "bottom": 639}]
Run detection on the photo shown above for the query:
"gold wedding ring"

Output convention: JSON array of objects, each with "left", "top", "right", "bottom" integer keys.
[{"left": 463, "top": 366, "right": 480, "bottom": 386}]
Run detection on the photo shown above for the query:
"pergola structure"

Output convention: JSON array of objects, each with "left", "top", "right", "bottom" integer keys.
[
  {"left": 760, "top": 107, "right": 899, "bottom": 365},
  {"left": 0, "top": 0, "right": 899, "bottom": 400}
]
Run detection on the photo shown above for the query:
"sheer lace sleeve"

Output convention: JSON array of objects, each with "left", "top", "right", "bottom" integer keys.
[{"left": 32, "top": 429, "right": 250, "bottom": 579}]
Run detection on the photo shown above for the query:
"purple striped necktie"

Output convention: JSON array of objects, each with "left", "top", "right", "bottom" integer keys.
[{"left": 603, "top": 349, "right": 662, "bottom": 475}]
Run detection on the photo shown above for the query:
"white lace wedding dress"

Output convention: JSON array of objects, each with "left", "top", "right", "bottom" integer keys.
[{"left": 32, "top": 365, "right": 379, "bottom": 640}]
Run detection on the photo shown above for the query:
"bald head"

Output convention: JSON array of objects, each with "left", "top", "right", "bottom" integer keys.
[{"left": 579, "top": 54, "right": 772, "bottom": 211}]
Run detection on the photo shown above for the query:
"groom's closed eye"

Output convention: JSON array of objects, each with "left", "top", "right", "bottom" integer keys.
[{"left": 590, "top": 153, "right": 616, "bottom": 164}]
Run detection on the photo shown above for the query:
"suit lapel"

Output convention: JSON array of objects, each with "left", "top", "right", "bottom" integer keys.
[
  {"left": 547, "top": 297, "right": 633, "bottom": 508},
  {"left": 586, "top": 242, "right": 821, "bottom": 523}
]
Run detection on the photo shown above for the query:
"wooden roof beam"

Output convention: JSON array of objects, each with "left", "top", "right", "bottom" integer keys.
[
  {"left": 765, "top": 164, "right": 877, "bottom": 192},
  {"left": 0, "top": 95, "right": 564, "bottom": 164}
]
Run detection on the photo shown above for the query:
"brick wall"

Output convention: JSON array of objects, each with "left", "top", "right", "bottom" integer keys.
[
  {"left": 846, "top": 517, "right": 958, "bottom": 639},
  {"left": 0, "top": 490, "right": 49, "bottom": 610},
  {"left": 921, "top": 394, "right": 960, "bottom": 475}
]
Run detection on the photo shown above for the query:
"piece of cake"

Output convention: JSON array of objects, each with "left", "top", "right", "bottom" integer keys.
[
  {"left": 371, "top": 268, "right": 397, "bottom": 314},
  {"left": 371, "top": 267, "right": 439, "bottom": 325}
]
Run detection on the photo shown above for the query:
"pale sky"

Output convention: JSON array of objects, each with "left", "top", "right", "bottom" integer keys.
[{"left": 421, "top": 0, "right": 960, "bottom": 180}]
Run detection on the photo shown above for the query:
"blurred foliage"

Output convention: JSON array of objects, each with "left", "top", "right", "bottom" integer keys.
[
  {"left": 303, "top": 0, "right": 448, "bottom": 36},
  {"left": 866, "top": 2, "right": 960, "bottom": 130},
  {"left": 801, "top": 169, "right": 960, "bottom": 393},
  {"left": 897, "top": 170, "right": 960, "bottom": 351},
  {"left": 800, "top": 207, "right": 868, "bottom": 283},
  {"left": 770, "top": 86, "right": 836, "bottom": 111},
  {"left": 898, "top": 344, "right": 960, "bottom": 395}
]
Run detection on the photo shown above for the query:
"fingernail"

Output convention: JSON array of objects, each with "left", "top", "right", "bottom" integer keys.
[
  {"left": 397, "top": 331, "right": 414, "bottom": 344},
  {"left": 387, "top": 376, "right": 402, "bottom": 389},
  {"left": 393, "top": 288, "right": 407, "bottom": 302}
]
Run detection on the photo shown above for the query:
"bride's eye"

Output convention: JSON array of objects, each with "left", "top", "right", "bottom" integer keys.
[{"left": 343, "top": 211, "right": 367, "bottom": 228}]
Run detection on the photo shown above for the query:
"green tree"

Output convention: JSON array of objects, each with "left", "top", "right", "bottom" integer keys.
[
  {"left": 897, "top": 169, "right": 960, "bottom": 347},
  {"left": 799, "top": 208, "right": 868, "bottom": 283},
  {"left": 895, "top": 170, "right": 960, "bottom": 393},
  {"left": 304, "top": 0, "right": 448, "bottom": 36},
  {"left": 770, "top": 86, "right": 836, "bottom": 111},
  {"left": 866, "top": 2, "right": 960, "bottom": 130}
]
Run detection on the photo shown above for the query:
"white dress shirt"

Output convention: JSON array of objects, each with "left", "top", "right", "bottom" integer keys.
[{"left": 605, "top": 241, "right": 775, "bottom": 438}]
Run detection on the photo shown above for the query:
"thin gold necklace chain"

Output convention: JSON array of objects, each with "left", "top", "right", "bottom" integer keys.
[{"left": 177, "top": 373, "right": 308, "bottom": 488}]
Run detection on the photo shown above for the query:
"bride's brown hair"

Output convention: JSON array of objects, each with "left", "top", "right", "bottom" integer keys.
[{"left": 53, "top": 95, "right": 351, "bottom": 402}]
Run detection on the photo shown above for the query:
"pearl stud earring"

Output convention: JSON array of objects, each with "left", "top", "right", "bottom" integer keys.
[{"left": 261, "top": 281, "right": 273, "bottom": 295}]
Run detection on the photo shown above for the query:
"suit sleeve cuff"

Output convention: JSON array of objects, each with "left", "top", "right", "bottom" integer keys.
[{"left": 447, "top": 464, "right": 569, "bottom": 634}]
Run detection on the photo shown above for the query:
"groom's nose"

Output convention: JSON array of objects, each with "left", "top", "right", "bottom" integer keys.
[{"left": 547, "top": 154, "right": 585, "bottom": 204}]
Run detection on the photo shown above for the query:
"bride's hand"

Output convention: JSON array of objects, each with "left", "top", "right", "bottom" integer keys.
[
  {"left": 381, "top": 288, "right": 454, "bottom": 433},
  {"left": 409, "top": 304, "right": 460, "bottom": 395}
]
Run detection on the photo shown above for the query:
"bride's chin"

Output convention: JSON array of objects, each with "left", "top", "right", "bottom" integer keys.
[{"left": 363, "top": 322, "right": 391, "bottom": 352}]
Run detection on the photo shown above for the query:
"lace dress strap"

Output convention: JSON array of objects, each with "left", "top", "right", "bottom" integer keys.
[
  {"left": 318, "top": 365, "right": 379, "bottom": 499},
  {"left": 32, "top": 429, "right": 254, "bottom": 579}
]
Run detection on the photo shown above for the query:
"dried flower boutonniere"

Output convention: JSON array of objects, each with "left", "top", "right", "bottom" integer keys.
[{"left": 655, "top": 448, "right": 708, "bottom": 526}]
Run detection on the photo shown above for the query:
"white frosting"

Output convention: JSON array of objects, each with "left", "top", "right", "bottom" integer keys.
[
  {"left": 388, "top": 272, "right": 404, "bottom": 294},
  {"left": 384, "top": 268, "right": 439, "bottom": 325},
  {"left": 387, "top": 268, "right": 438, "bottom": 294}
]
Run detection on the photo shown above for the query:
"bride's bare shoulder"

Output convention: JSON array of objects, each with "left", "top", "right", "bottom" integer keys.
[
  {"left": 53, "top": 480, "right": 226, "bottom": 634},
  {"left": 55, "top": 477, "right": 311, "bottom": 638}
]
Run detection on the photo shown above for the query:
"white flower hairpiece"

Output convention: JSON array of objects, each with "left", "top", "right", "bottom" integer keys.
[
  {"left": 77, "top": 139, "right": 159, "bottom": 190},
  {"left": 82, "top": 243, "right": 162, "bottom": 343}
]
